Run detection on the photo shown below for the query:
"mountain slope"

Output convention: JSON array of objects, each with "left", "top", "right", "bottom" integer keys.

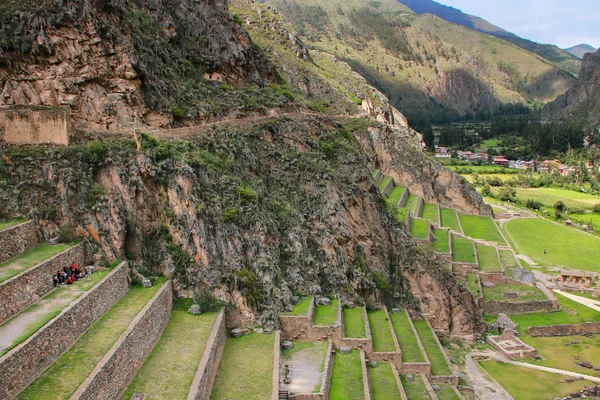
[
  {"left": 565, "top": 44, "right": 598, "bottom": 59},
  {"left": 542, "top": 49, "right": 600, "bottom": 130},
  {"left": 395, "top": 0, "right": 581, "bottom": 76}
]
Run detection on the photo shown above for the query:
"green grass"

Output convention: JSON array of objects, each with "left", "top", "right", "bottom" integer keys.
[
  {"left": 431, "top": 229, "right": 450, "bottom": 253},
  {"left": 0, "top": 218, "right": 26, "bottom": 230},
  {"left": 410, "top": 218, "right": 430, "bottom": 240},
  {"left": 369, "top": 362, "right": 402, "bottom": 400},
  {"left": 499, "top": 249, "right": 518, "bottom": 268},
  {"left": 282, "top": 341, "right": 328, "bottom": 393},
  {"left": 465, "top": 274, "right": 481, "bottom": 298},
  {"left": 421, "top": 204, "right": 439, "bottom": 223},
  {"left": 479, "top": 360, "right": 592, "bottom": 400},
  {"left": 122, "top": 299, "right": 219, "bottom": 400},
  {"left": 19, "top": 280, "right": 165, "bottom": 400},
  {"left": 482, "top": 283, "right": 546, "bottom": 302},
  {"left": 329, "top": 350, "right": 364, "bottom": 400},
  {"left": 493, "top": 187, "right": 600, "bottom": 211},
  {"left": 412, "top": 319, "right": 452, "bottom": 376},
  {"left": 435, "top": 385, "right": 461, "bottom": 400},
  {"left": 1, "top": 269, "right": 109, "bottom": 357},
  {"left": 313, "top": 298, "right": 339, "bottom": 326},
  {"left": 210, "top": 333, "right": 275, "bottom": 400},
  {"left": 440, "top": 208, "right": 460, "bottom": 232},
  {"left": 511, "top": 293, "right": 600, "bottom": 328},
  {"left": 389, "top": 310, "right": 425, "bottom": 362},
  {"left": 0, "top": 243, "right": 73, "bottom": 282},
  {"left": 343, "top": 307, "right": 366, "bottom": 338},
  {"left": 459, "top": 214, "right": 506, "bottom": 245},
  {"left": 378, "top": 176, "right": 391, "bottom": 193},
  {"left": 367, "top": 310, "right": 396, "bottom": 352},
  {"left": 405, "top": 195, "right": 421, "bottom": 215},
  {"left": 480, "top": 138, "right": 501, "bottom": 149},
  {"left": 521, "top": 333, "right": 600, "bottom": 374},
  {"left": 400, "top": 374, "right": 432, "bottom": 400},
  {"left": 503, "top": 218, "right": 600, "bottom": 272},
  {"left": 371, "top": 169, "right": 380, "bottom": 179},
  {"left": 388, "top": 186, "right": 406, "bottom": 206},
  {"left": 452, "top": 236, "right": 476, "bottom": 263},
  {"left": 284, "top": 297, "right": 312, "bottom": 316},
  {"left": 477, "top": 244, "right": 502, "bottom": 271}
]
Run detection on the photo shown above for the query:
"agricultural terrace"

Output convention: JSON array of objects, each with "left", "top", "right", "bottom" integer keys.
[
  {"left": 313, "top": 298, "right": 339, "bottom": 326},
  {"left": 431, "top": 229, "right": 450, "bottom": 253},
  {"left": 465, "top": 274, "right": 481, "bottom": 298},
  {"left": 435, "top": 385, "right": 461, "bottom": 400},
  {"left": 368, "top": 309, "right": 396, "bottom": 352},
  {"left": 284, "top": 296, "right": 312, "bottom": 316},
  {"left": 503, "top": 218, "right": 600, "bottom": 272},
  {"left": 281, "top": 341, "right": 328, "bottom": 394},
  {"left": 19, "top": 281, "right": 165, "bottom": 399},
  {"left": 451, "top": 237, "right": 476, "bottom": 264},
  {"left": 389, "top": 186, "right": 406, "bottom": 206},
  {"left": 459, "top": 215, "right": 506, "bottom": 245},
  {"left": 123, "top": 299, "right": 219, "bottom": 400},
  {"left": 400, "top": 374, "right": 432, "bottom": 400},
  {"left": 412, "top": 319, "right": 451, "bottom": 376},
  {"left": 479, "top": 361, "right": 592, "bottom": 400},
  {"left": 210, "top": 333, "right": 275, "bottom": 400},
  {"left": 0, "top": 218, "right": 26, "bottom": 230},
  {"left": 389, "top": 310, "right": 425, "bottom": 363},
  {"left": 499, "top": 249, "right": 518, "bottom": 268},
  {"left": 410, "top": 218, "right": 430, "bottom": 240},
  {"left": 476, "top": 244, "right": 502, "bottom": 271},
  {"left": 328, "top": 350, "right": 365, "bottom": 400},
  {"left": 343, "top": 307, "right": 366, "bottom": 338},
  {"left": 440, "top": 208, "right": 460, "bottom": 232},
  {"left": 511, "top": 293, "right": 600, "bottom": 328},
  {"left": 482, "top": 283, "right": 546, "bottom": 302},
  {"left": 405, "top": 195, "right": 421, "bottom": 215},
  {"left": 421, "top": 204, "right": 439, "bottom": 223},
  {"left": 378, "top": 176, "right": 391, "bottom": 193},
  {"left": 369, "top": 362, "right": 402, "bottom": 400},
  {"left": 0, "top": 243, "right": 73, "bottom": 282}
]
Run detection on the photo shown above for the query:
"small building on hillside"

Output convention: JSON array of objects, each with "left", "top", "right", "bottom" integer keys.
[
  {"left": 435, "top": 146, "right": 451, "bottom": 158},
  {"left": 493, "top": 156, "right": 509, "bottom": 166},
  {"left": 561, "top": 271, "right": 593, "bottom": 288}
]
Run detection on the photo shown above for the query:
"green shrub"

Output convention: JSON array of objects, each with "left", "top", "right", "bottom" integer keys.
[
  {"left": 222, "top": 208, "right": 240, "bottom": 222},
  {"left": 307, "top": 100, "right": 330, "bottom": 113},
  {"left": 236, "top": 186, "right": 257, "bottom": 203},
  {"left": 525, "top": 199, "right": 543, "bottom": 210},
  {"left": 193, "top": 289, "right": 223, "bottom": 312},
  {"left": 481, "top": 184, "right": 492, "bottom": 197},
  {"left": 594, "top": 204, "right": 600, "bottom": 214},
  {"left": 87, "top": 182, "right": 106, "bottom": 207},
  {"left": 499, "top": 187, "right": 517, "bottom": 202},
  {"left": 172, "top": 107, "right": 189, "bottom": 120}
]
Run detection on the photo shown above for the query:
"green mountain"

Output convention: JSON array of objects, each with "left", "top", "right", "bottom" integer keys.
[{"left": 565, "top": 44, "right": 598, "bottom": 59}]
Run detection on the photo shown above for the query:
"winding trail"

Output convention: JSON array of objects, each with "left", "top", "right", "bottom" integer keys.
[
  {"left": 554, "top": 290, "right": 600, "bottom": 312},
  {"left": 465, "top": 352, "right": 513, "bottom": 400}
]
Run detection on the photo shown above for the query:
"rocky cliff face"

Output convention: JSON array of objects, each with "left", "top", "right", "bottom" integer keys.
[{"left": 542, "top": 49, "right": 600, "bottom": 130}]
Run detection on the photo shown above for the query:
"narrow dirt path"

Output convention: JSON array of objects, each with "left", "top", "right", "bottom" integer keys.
[
  {"left": 554, "top": 290, "right": 600, "bottom": 313},
  {"left": 465, "top": 352, "right": 513, "bottom": 400}
]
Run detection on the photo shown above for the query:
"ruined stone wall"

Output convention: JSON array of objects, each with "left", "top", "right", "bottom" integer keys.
[
  {"left": 527, "top": 323, "right": 600, "bottom": 337},
  {"left": 360, "top": 350, "right": 372, "bottom": 400},
  {"left": 271, "top": 330, "right": 281, "bottom": 400},
  {"left": 71, "top": 280, "right": 173, "bottom": 400},
  {"left": 480, "top": 300, "right": 556, "bottom": 315},
  {"left": 397, "top": 362, "right": 432, "bottom": 374},
  {"left": 429, "top": 375, "right": 459, "bottom": 385},
  {"left": 0, "top": 242, "right": 86, "bottom": 325},
  {"left": 0, "top": 262, "right": 129, "bottom": 400},
  {"left": 0, "top": 220, "right": 38, "bottom": 263},
  {"left": 479, "top": 272, "right": 522, "bottom": 286},
  {"left": 188, "top": 308, "right": 227, "bottom": 400},
  {"left": 0, "top": 106, "right": 69, "bottom": 145}
]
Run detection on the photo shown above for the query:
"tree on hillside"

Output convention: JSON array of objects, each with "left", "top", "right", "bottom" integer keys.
[
  {"left": 423, "top": 124, "right": 435, "bottom": 151},
  {"left": 554, "top": 201, "right": 567, "bottom": 219}
]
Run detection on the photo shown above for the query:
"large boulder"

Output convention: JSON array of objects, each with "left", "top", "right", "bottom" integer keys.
[
  {"left": 317, "top": 297, "right": 331, "bottom": 306},
  {"left": 282, "top": 341, "right": 294, "bottom": 350},
  {"left": 188, "top": 304, "right": 202, "bottom": 315},
  {"left": 231, "top": 328, "right": 243, "bottom": 338},
  {"left": 340, "top": 346, "right": 351, "bottom": 355}
]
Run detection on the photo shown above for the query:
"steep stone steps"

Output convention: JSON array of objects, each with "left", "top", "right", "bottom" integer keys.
[
  {"left": 0, "top": 268, "right": 110, "bottom": 357},
  {"left": 121, "top": 299, "right": 221, "bottom": 400},
  {"left": 17, "top": 277, "right": 166, "bottom": 400},
  {"left": 0, "top": 242, "right": 86, "bottom": 325}
]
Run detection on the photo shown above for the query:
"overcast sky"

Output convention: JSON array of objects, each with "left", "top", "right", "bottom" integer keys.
[{"left": 436, "top": 0, "right": 599, "bottom": 49}]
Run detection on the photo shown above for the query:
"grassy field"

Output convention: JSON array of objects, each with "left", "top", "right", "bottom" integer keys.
[
  {"left": 122, "top": 299, "right": 219, "bottom": 400},
  {"left": 482, "top": 283, "right": 546, "bottom": 302},
  {"left": 440, "top": 208, "right": 461, "bottom": 232},
  {"left": 435, "top": 385, "right": 461, "bottom": 400},
  {"left": 389, "top": 310, "right": 425, "bottom": 362},
  {"left": 369, "top": 362, "right": 402, "bottom": 400},
  {"left": 313, "top": 298, "right": 339, "bottom": 326},
  {"left": 459, "top": 215, "right": 506, "bottom": 245},
  {"left": 281, "top": 341, "right": 328, "bottom": 393},
  {"left": 462, "top": 173, "right": 520, "bottom": 183},
  {"left": 0, "top": 269, "right": 109, "bottom": 356},
  {"left": 493, "top": 187, "right": 600, "bottom": 211},
  {"left": 511, "top": 293, "right": 600, "bottom": 328},
  {"left": 19, "top": 281, "right": 165, "bottom": 399},
  {"left": 521, "top": 333, "right": 600, "bottom": 374},
  {"left": 284, "top": 297, "right": 312, "bottom": 316},
  {"left": 210, "top": 333, "right": 274, "bottom": 400},
  {"left": 410, "top": 218, "right": 430, "bottom": 239},
  {"left": 477, "top": 244, "right": 502, "bottom": 271},
  {"left": 412, "top": 319, "right": 452, "bottom": 376},
  {"left": 465, "top": 274, "right": 481, "bottom": 298},
  {"left": 389, "top": 186, "right": 406, "bottom": 206},
  {"left": 405, "top": 195, "right": 421, "bottom": 215},
  {"left": 0, "top": 218, "right": 26, "bottom": 231},
  {"left": 400, "top": 374, "right": 432, "bottom": 400},
  {"left": 0, "top": 243, "right": 73, "bottom": 282},
  {"left": 368, "top": 310, "right": 396, "bottom": 352},
  {"left": 499, "top": 249, "right": 518, "bottom": 268},
  {"left": 431, "top": 229, "right": 450, "bottom": 253},
  {"left": 378, "top": 176, "right": 391, "bottom": 193},
  {"left": 421, "top": 204, "right": 439, "bottom": 223},
  {"left": 329, "top": 350, "right": 364, "bottom": 400},
  {"left": 452, "top": 236, "right": 476, "bottom": 263},
  {"left": 479, "top": 360, "right": 592, "bottom": 400},
  {"left": 503, "top": 218, "right": 600, "bottom": 271},
  {"left": 343, "top": 307, "right": 366, "bottom": 338}
]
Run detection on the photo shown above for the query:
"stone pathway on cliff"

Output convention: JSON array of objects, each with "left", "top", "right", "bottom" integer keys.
[
  {"left": 554, "top": 290, "right": 600, "bottom": 313},
  {"left": 0, "top": 270, "right": 107, "bottom": 355}
]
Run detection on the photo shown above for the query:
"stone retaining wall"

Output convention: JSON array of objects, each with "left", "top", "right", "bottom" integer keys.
[
  {"left": 187, "top": 308, "right": 227, "bottom": 400},
  {"left": 272, "top": 331, "right": 281, "bottom": 400},
  {"left": 280, "top": 299, "right": 342, "bottom": 342},
  {"left": 398, "top": 188, "right": 409, "bottom": 208},
  {"left": 360, "top": 350, "right": 372, "bottom": 400},
  {"left": 0, "top": 106, "right": 69, "bottom": 145},
  {"left": 391, "top": 363, "right": 408, "bottom": 400},
  {"left": 71, "top": 280, "right": 173, "bottom": 400},
  {"left": 528, "top": 323, "right": 600, "bottom": 337},
  {"left": 423, "top": 318, "right": 457, "bottom": 384},
  {"left": 335, "top": 306, "right": 373, "bottom": 352},
  {"left": 0, "top": 262, "right": 129, "bottom": 399},
  {"left": 429, "top": 375, "right": 460, "bottom": 385},
  {"left": 290, "top": 339, "right": 334, "bottom": 400},
  {"left": 452, "top": 263, "right": 479, "bottom": 273},
  {"left": 479, "top": 272, "right": 522, "bottom": 286},
  {"left": 0, "top": 242, "right": 86, "bottom": 325},
  {"left": 382, "top": 178, "right": 394, "bottom": 197},
  {"left": 480, "top": 299, "right": 556, "bottom": 315},
  {"left": 0, "top": 220, "right": 38, "bottom": 263}
]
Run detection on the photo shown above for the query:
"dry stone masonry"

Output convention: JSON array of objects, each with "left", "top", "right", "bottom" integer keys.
[{"left": 0, "top": 220, "right": 38, "bottom": 264}]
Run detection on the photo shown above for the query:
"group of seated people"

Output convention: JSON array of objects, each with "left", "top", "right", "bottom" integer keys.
[{"left": 52, "top": 263, "right": 92, "bottom": 287}]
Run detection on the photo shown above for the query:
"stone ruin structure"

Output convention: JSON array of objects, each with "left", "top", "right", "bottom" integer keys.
[{"left": 487, "top": 313, "right": 537, "bottom": 360}]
